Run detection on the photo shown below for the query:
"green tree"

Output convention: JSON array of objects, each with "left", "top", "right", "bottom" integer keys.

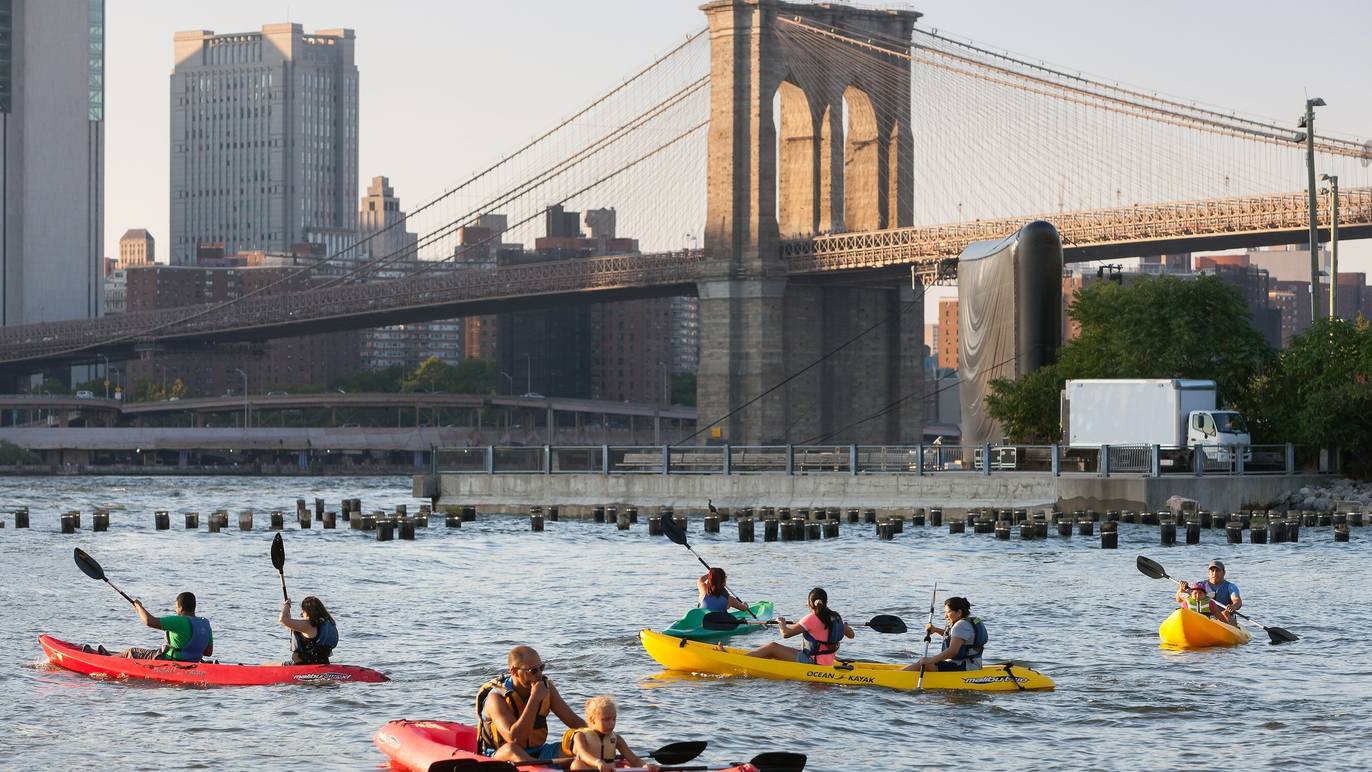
[
  {"left": 987, "top": 274, "right": 1275, "bottom": 442},
  {"left": 1245, "top": 318, "right": 1372, "bottom": 476},
  {"left": 400, "top": 357, "right": 499, "bottom": 394}
]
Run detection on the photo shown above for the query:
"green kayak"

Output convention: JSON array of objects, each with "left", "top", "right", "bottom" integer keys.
[{"left": 662, "top": 601, "right": 776, "bottom": 642}]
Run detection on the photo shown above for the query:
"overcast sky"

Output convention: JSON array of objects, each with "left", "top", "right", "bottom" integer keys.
[{"left": 106, "top": 1, "right": 1372, "bottom": 321}]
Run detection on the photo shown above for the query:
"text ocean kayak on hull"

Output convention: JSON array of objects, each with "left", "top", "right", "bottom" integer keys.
[
  {"left": 639, "top": 629, "right": 1054, "bottom": 692},
  {"left": 39, "top": 635, "right": 388, "bottom": 686}
]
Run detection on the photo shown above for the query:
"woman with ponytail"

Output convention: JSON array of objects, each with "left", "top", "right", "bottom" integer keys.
[
  {"left": 697, "top": 566, "right": 749, "bottom": 613},
  {"left": 737, "top": 587, "right": 854, "bottom": 665}
]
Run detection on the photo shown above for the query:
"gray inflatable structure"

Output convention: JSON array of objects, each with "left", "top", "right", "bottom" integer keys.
[{"left": 957, "top": 221, "right": 1064, "bottom": 446}]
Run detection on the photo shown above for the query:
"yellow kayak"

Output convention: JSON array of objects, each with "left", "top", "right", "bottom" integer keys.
[
  {"left": 1159, "top": 607, "right": 1252, "bottom": 648},
  {"left": 638, "top": 629, "right": 1054, "bottom": 692}
]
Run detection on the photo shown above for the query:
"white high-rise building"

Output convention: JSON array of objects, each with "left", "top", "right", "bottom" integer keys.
[
  {"left": 170, "top": 24, "right": 358, "bottom": 264},
  {"left": 0, "top": 0, "right": 106, "bottom": 324}
]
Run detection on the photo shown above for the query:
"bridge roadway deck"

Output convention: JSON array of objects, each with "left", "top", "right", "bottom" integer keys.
[{"left": 0, "top": 188, "right": 1367, "bottom": 368}]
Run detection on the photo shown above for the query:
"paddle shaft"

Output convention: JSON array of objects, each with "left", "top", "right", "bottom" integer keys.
[
  {"left": 513, "top": 741, "right": 708, "bottom": 768},
  {"left": 917, "top": 582, "right": 938, "bottom": 689},
  {"left": 106, "top": 578, "right": 137, "bottom": 607},
  {"left": 278, "top": 571, "right": 288, "bottom": 602}
]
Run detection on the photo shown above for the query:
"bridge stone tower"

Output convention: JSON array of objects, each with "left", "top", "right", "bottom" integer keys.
[{"left": 698, "top": 0, "right": 923, "bottom": 444}]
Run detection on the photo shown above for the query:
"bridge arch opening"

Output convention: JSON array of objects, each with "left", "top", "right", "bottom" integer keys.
[
  {"left": 843, "top": 85, "right": 880, "bottom": 231},
  {"left": 774, "top": 79, "right": 818, "bottom": 238}
]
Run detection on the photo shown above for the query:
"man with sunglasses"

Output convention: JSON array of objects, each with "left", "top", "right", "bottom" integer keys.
[
  {"left": 480, "top": 645, "right": 586, "bottom": 763},
  {"left": 1174, "top": 559, "right": 1242, "bottom": 625}
]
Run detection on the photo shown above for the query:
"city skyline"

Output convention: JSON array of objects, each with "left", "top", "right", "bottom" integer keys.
[{"left": 105, "top": 0, "right": 1372, "bottom": 321}]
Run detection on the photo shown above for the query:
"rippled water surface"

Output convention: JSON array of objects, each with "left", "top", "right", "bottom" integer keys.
[{"left": 1, "top": 476, "right": 1368, "bottom": 771}]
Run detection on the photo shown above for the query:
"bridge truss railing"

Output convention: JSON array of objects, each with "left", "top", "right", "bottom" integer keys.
[
  {"left": 782, "top": 188, "right": 1372, "bottom": 273},
  {"left": 0, "top": 249, "right": 708, "bottom": 362},
  {"left": 434, "top": 443, "right": 1316, "bottom": 477}
]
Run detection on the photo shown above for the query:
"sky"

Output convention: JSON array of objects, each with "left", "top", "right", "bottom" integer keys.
[{"left": 105, "top": 1, "right": 1372, "bottom": 323}]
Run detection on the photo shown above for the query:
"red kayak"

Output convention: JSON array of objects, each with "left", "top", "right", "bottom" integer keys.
[
  {"left": 39, "top": 634, "right": 388, "bottom": 686},
  {"left": 374, "top": 720, "right": 771, "bottom": 772}
]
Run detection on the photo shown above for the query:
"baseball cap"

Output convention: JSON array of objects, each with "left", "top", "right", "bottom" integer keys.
[{"left": 1207, "top": 559, "right": 1225, "bottom": 571}]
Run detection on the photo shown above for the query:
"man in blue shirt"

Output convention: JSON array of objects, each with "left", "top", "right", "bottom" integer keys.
[{"left": 1176, "top": 559, "right": 1242, "bottom": 625}]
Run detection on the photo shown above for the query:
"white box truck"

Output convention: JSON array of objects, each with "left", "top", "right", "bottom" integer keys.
[{"left": 1063, "top": 379, "right": 1250, "bottom": 457}]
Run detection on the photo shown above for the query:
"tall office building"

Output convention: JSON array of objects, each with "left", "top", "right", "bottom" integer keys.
[
  {"left": 170, "top": 24, "right": 357, "bottom": 264},
  {"left": 0, "top": 0, "right": 105, "bottom": 324}
]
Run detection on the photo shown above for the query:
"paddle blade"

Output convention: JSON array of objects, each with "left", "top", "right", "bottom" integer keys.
[
  {"left": 651, "top": 740, "right": 708, "bottom": 765},
  {"left": 271, "top": 533, "right": 285, "bottom": 572},
  {"left": 1135, "top": 555, "right": 1169, "bottom": 580},
  {"left": 750, "top": 751, "right": 807, "bottom": 772},
  {"left": 700, "top": 611, "right": 746, "bottom": 631},
  {"left": 660, "top": 513, "right": 688, "bottom": 547},
  {"left": 73, "top": 548, "right": 105, "bottom": 581},
  {"left": 1267, "top": 626, "right": 1300, "bottom": 644},
  {"left": 866, "top": 614, "right": 907, "bottom": 634}
]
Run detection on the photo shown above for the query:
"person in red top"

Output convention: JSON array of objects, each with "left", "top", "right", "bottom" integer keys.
[{"left": 735, "top": 587, "right": 854, "bottom": 665}]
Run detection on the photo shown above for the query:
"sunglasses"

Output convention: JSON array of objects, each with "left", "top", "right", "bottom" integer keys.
[{"left": 515, "top": 663, "right": 547, "bottom": 675}]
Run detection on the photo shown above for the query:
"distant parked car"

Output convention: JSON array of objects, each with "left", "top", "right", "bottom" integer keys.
[
  {"left": 267, "top": 391, "right": 288, "bottom": 397},
  {"left": 75, "top": 390, "right": 95, "bottom": 399},
  {"left": 520, "top": 392, "right": 545, "bottom": 399}
]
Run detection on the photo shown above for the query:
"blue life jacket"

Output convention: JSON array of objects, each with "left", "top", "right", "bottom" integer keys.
[
  {"left": 801, "top": 614, "right": 845, "bottom": 659},
  {"left": 168, "top": 616, "right": 213, "bottom": 662},
  {"left": 700, "top": 593, "right": 730, "bottom": 612},
  {"left": 291, "top": 620, "right": 338, "bottom": 665},
  {"left": 941, "top": 616, "right": 988, "bottom": 670}
]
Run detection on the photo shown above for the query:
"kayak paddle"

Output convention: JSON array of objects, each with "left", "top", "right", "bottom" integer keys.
[
  {"left": 508, "top": 740, "right": 709, "bottom": 768},
  {"left": 271, "top": 533, "right": 289, "bottom": 602},
  {"left": 661, "top": 512, "right": 758, "bottom": 619},
  {"left": 701, "top": 611, "right": 908, "bottom": 634},
  {"left": 73, "top": 548, "right": 138, "bottom": 607},
  {"left": 916, "top": 582, "right": 938, "bottom": 690},
  {"left": 1135, "top": 555, "right": 1299, "bottom": 644}
]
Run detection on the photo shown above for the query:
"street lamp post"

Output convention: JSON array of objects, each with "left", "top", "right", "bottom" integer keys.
[
  {"left": 97, "top": 354, "right": 109, "bottom": 399},
  {"left": 232, "top": 368, "right": 249, "bottom": 429},
  {"left": 1298, "top": 97, "right": 1326, "bottom": 321},
  {"left": 1321, "top": 173, "right": 1340, "bottom": 320},
  {"left": 499, "top": 371, "right": 513, "bottom": 396}
]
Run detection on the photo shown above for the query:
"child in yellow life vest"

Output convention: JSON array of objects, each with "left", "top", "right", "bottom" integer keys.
[
  {"left": 1182, "top": 582, "right": 1213, "bottom": 616},
  {"left": 562, "top": 695, "right": 658, "bottom": 772}
]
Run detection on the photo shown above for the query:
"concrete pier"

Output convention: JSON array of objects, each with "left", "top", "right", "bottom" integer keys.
[{"left": 417, "top": 471, "right": 1325, "bottom": 515}]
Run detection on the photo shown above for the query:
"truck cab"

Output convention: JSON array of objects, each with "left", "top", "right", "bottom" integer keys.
[{"left": 1187, "top": 410, "right": 1251, "bottom": 461}]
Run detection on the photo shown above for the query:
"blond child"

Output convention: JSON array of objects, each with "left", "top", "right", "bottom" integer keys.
[{"left": 562, "top": 695, "right": 658, "bottom": 772}]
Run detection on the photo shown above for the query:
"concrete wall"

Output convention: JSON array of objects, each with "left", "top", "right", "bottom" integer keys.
[{"left": 420, "top": 471, "right": 1326, "bottom": 516}]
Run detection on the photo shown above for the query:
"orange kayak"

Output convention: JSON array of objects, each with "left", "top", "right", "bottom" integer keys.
[{"left": 1158, "top": 608, "right": 1251, "bottom": 648}]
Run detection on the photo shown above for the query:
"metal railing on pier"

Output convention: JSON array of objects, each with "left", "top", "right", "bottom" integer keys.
[{"left": 432, "top": 443, "right": 1322, "bottom": 477}]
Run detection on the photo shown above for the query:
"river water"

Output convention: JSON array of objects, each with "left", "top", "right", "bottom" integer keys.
[{"left": 1, "top": 475, "right": 1366, "bottom": 771}]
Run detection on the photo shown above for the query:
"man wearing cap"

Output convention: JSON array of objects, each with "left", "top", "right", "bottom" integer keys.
[{"left": 1175, "top": 560, "right": 1241, "bottom": 625}]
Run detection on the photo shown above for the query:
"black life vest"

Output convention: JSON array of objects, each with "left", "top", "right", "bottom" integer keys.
[{"left": 291, "top": 620, "right": 338, "bottom": 665}]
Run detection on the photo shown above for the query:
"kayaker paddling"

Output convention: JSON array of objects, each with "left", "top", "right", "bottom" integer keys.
[
  {"left": 279, "top": 596, "right": 338, "bottom": 665},
  {"left": 901, "top": 597, "right": 987, "bottom": 672},
  {"left": 734, "top": 587, "right": 854, "bottom": 664},
  {"left": 1173, "top": 559, "right": 1242, "bottom": 624},
  {"left": 564, "top": 695, "right": 659, "bottom": 772},
  {"left": 477, "top": 645, "right": 586, "bottom": 763},
  {"left": 91, "top": 591, "right": 214, "bottom": 661},
  {"left": 697, "top": 567, "right": 749, "bottom": 614}
]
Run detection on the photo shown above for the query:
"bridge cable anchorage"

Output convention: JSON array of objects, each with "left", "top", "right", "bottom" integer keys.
[{"left": 0, "top": 30, "right": 710, "bottom": 365}]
